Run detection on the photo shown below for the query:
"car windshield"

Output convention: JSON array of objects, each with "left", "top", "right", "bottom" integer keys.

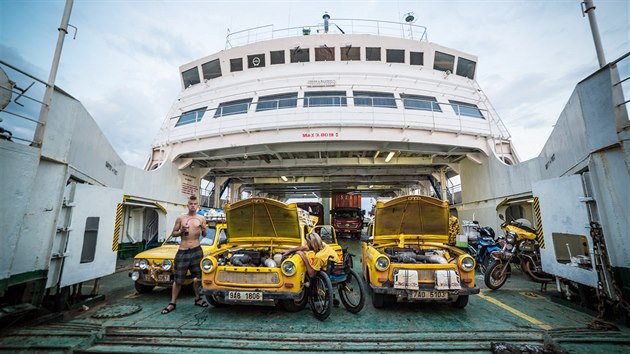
[
  {"left": 334, "top": 209, "right": 360, "bottom": 218},
  {"left": 317, "top": 226, "right": 336, "bottom": 244}
]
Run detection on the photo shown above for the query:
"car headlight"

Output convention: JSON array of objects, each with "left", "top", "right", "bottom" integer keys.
[
  {"left": 131, "top": 271, "right": 140, "bottom": 281},
  {"left": 138, "top": 259, "right": 148, "bottom": 270},
  {"left": 375, "top": 256, "right": 390, "bottom": 271},
  {"left": 460, "top": 256, "right": 475, "bottom": 271},
  {"left": 281, "top": 260, "right": 297, "bottom": 276},
  {"left": 162, "top": 259, "right": 172, "bottom": 271},
  {"left": 201, "top": 257, "right": 216, "bottom": 273}
]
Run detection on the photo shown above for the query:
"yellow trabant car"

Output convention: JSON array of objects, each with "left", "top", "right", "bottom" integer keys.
[
  {"left": 199, "top": 198, "right": 309, "bottom": 312},
  {"left": 363, "top": 195, "right": 479, "bottom": 308},
  {"left": 129, "top": 219, "right": 227, "bottom": 293}
]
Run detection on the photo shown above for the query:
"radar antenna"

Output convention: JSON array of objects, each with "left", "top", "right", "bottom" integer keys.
[{"left": 403, "top": 12, "right": 417, "bottom": 40}]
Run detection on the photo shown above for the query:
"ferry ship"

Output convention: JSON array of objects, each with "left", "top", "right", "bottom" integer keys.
[{"left": 1, "top": 3, "right": 629, "bottom": 352}]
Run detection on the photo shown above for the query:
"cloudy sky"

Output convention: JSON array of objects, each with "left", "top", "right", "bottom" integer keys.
[{"left": 1, "top": 0, "right": 628, "bottom": 168}]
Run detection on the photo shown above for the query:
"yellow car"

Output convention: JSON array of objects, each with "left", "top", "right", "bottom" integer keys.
[
  {"left": 362, "top": 195, "right": 479, "bottom": 308},
  {"left": 129, "top": 219, "right": 227, "bottom": 293},
  {"left": 199, "top": 198, "right": 312, "bottom": 312}
]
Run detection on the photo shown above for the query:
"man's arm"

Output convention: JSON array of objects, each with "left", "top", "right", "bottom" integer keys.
[
  {"left": 171, "top": 216, "right": 183, "bottom": 237},
  {"left": 200, "top": 216, "right": 208, "bottom": 236},
  {"left": 297, "top": 251, "right": 316, "bottom": 278}
]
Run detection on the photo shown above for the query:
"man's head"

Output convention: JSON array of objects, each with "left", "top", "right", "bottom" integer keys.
[
  {"left": 305, "top": 232, "right": 323, "bottom": 252},
  {"left": 187, "top": 195, "right": 199, "bottom": 213}
]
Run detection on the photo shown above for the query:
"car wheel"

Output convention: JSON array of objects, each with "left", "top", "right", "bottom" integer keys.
[
  {"left": 282, "top": 290, "right": 307, "bottom": 312},
  {"left": 452, "top": 295, "right": 469, "bottom": 308},
  {"left": 372, "top": 292, "right": 386, "bottom": 308},
  {"left": 339, "top": 269, "right": 366, "bottom": 313},
  {"left": 205, "top": 294, "right": 228, "bottom": 308},
  {"left": 134, "top": 282, "right": 155, "bottom": 294}
]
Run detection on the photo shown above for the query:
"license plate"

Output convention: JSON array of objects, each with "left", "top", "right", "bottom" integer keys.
[
  {"left": 157, "top": 274, "right": 170, "bottom": 282},
  {"left": 411, "top": 291, "right": 448, "bottom": 299},
  {"left": 227, "top": 291, "right": 263, "bottom": 301}
]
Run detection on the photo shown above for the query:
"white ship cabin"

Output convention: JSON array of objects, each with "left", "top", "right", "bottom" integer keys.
[{"left": 148, "top": 17, "right": 517, "bottom": 203}]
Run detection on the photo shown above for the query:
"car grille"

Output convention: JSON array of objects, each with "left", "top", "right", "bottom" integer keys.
[{"left": 217, "top": 270, "right": 280, "bottom": 285}]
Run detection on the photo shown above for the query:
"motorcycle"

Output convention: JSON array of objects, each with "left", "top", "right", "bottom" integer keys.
[
  {"left": 484, "top": 215, "right": 553, "bottom": 290},
  {"left": 465, "top": 222, "right": 502, "bottom": 273}
]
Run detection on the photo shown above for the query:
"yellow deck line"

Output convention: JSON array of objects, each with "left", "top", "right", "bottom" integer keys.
[{"left": 478, "top": 291, "right": 552, "bottom": 330}]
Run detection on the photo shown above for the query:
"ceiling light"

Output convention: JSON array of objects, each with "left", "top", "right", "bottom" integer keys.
[
  {"left": 385, "top": 151, "right": 395, "bottom": 162},
  {"left": 281, "top": 175, "right": 288, "bottom": 182},
  {"left": 368, "top": 185, "right": 374, "bottom": 189}
]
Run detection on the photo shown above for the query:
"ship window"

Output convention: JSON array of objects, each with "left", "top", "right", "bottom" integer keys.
[
  {"left": 456, "top": 57, "right": 476, "bottom": 79},
  {"left": 248, "top": 54, "right": 265, "bottom": 68},
  {"left": 214, "top": 99, "right": 252, "bottom": 118},
  {"left": 201, "top": 59, "right": 222, "bottom": 80},
  {"left": 230, "top": 58, "right": 243, "bottom": 72},
  {"left": 386, "top": 49, "right": 405, "bottom": 63},
  {"left": 315, "top": 47, "right": 335, "bottom": 61},
  {"left": 410, "top": 52, "right": 424, "bottom": 66},
  {"left": 176, "top": 107, "right": 207, "bottom": 126},
  {"left": 353, "top": 91, "right": 397, "bottom": 108},
  {"left": 182, "top": 67, "right": 200, "bottom": 87},
  {"left": 304, "top": 91, "right": 347, "bottom": 107},
  {"left": 256, "top": 93, "right": 298, "bottom": 111},
  {"left": 434, "top": 51, "right": 455, "bottom": 72},
  {"left": 341, "top": 46, "right": 360, "bottom": 61},
  {"left": 401, "top": 94, "right": 442, "bottom": 112},
  {"left": 271, "top": 50, "right": 285, "bottom": 65},
  {"left": 80, "top": 217, "right": 99, "bottom": 263},
  {"left": 449, "top": 100, "right": 484, "bottom": 119},
  {"left": 290, "top": 47, "right": 310, "bottom": 63},
  {"left": 366, "top": 47, "right": 381, "bottom": 61}
]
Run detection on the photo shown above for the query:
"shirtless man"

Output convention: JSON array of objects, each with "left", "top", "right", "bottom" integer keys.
[{"left": 162, "top": 195, "right": 208, "bottom": 314}]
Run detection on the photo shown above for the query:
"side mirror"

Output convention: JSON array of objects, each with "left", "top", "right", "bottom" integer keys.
[{"left": 499, "top": 214, "right": 505, "bottom": 221}]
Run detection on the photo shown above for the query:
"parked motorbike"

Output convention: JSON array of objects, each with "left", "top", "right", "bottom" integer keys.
[
  {"left": 484, "top": 215, "right": 553, "bottom": 290},
  {"left": 465, "top": 222, "right": 502, "bottom": 273}
]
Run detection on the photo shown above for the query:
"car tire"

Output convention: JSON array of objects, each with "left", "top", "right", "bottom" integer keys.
[
  {"left": 205, "top": 294, "right": 228, "bottom": 307},
  {"left": 452, "top": 295, "right": 469, "bottom": 308},
  {"left": 372, "top": 293, "right": 386, "bottom": 308},
  {"left": 134, "top": 282, "right": 155, "bottom": 294},
  {"left": 282, "top": 291, "right": 307, "bottom": 312}
]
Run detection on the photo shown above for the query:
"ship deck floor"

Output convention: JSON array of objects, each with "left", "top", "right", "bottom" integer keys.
[{"left": 2, "top": 237, "right": 630, "bottom": 353}]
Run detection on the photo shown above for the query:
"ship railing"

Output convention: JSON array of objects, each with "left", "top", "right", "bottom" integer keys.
[
  {"left": 226, "top": 19, "right": 428, "bottom": 49},
  {"left": 165, "top": 95, "right": 510, "bottom": 143},
  {"left": 0, "top": 60, "right": 49, "bottom": 145},
  {"left": 612, "top": 51, "right": 630, "bottom": 111}
]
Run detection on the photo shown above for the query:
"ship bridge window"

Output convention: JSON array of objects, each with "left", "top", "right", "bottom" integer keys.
[
  {"left": 401, "top": 94, "right": 441, "bottom": 112},
  {"left": 449, "top": 100, "right": 484, "bottom": 119},
  {"left": 182, "top": 67, "right": 200, "bottom": 87},
  {"left": 366, "top": 47, "right": 381, "bottom": 61},
  {"left": 176, "top": 107, "right": 207, "bottom": 126},
  {"left": 341, "top": 46, "right": 360, "bottom": 61},
  {"left": 316, "top": 47, "right": 335, "bottom": 61},
  {"left": 230, "top": 58, "right": 243, "bottom": 72},
  {"left": 410, "top": 52, "right": 424, "bottom": 66},
  {"left": 386, "top": 49, "right": 405, "bottom": 63},
  {"left": 248, "top": 54, "right": 265, "bottom": 68},
  {"left": 256, "top": 93, "right": 298, "bottom": 111},
  {"left": 201, "top": 59, "right": 222, "bottom": 80},
  {"left": 304, "top": 91, "right": 347, "bottom": 107},
  {"left": 353, "top": 91, "right": 397, "bottom": 108},
  {"left": 290, "top": 47, "right": 310, "bottom": 63},
  {"left": 214, "top": 99, "right": 252, "bottom": 118},
  {"left": 434, "top": 51, "right": 455, "bottom": 72},
  {"left": 271, "top": 50, "right": 285, "bottom": 65},
  {"left": 456, "top": 57, "right": 476, "bottom": 79}
]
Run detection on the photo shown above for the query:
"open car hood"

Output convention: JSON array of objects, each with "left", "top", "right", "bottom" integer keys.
[
  {"left": 226, "top": 197, "right": 302, "bottom": 244},
  {"left": 373, "top": 195, "right": 450, "bottom": 243}
]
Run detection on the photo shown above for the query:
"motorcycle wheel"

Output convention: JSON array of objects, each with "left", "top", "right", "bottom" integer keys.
[{"left": 484, "top": 260, "right": 511, "bottom": 290}]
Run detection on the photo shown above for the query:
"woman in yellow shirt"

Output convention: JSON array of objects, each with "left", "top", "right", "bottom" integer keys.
[{"left": 284, "top": 232, "right": 340, "bottom": 278}]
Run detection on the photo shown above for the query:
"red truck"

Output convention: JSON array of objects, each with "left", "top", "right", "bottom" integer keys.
[{"left": 331, "top": 193, "right": 364, "bottom": 239}]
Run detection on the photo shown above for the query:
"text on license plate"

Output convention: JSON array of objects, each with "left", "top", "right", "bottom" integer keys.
[
  {"left": 227, "top": 291, "right": 263, "bottom": 301},
  {"left": 411, "top": 291, "right": 448, "bottom": 299},
  {"left": 157, "top": 274, "right": 170, "bottom": 282}
]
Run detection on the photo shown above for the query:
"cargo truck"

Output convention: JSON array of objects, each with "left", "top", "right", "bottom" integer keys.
[{"left": 331, "top": 193, "right": 364, "bottom": 239}]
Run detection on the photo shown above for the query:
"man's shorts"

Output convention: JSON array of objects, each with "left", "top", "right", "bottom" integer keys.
[{"left": 173, "top": 246, "right": 203, "bottom": 284}]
